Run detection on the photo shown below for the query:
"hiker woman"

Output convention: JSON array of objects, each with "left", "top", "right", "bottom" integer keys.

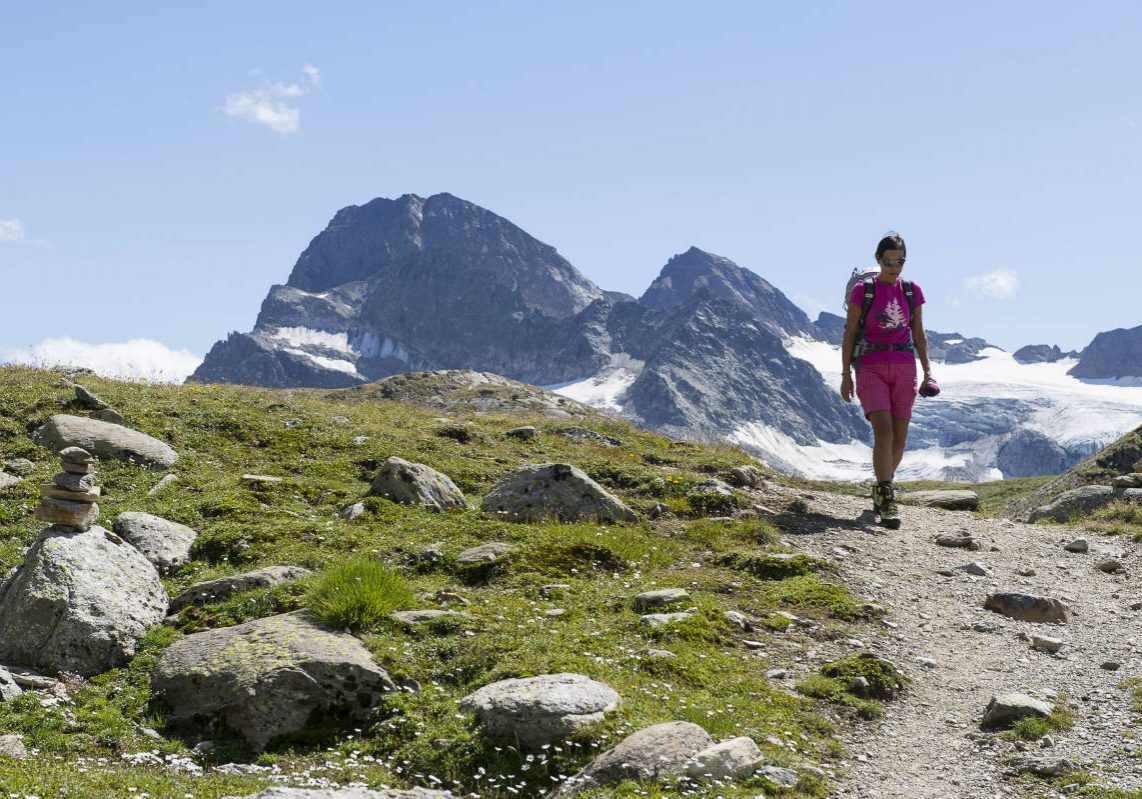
[{"left": 839, "top": 232, "right": 933, "bottom": 528}]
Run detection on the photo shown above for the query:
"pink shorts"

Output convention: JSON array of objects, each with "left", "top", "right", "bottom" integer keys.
[{"left": 856, "top": 360, "right": 917, "bottom": 419}]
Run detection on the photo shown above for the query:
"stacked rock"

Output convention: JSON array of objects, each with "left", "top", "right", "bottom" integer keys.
[{"left": 34, "top": 447, "right": 101, "bottom": 531}]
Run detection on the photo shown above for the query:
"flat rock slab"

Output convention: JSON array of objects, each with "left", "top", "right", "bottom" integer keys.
[
  {"left": 456, "top": 542, "right": 517, "bottom": 564},
  {"left": 687, "top": 478, "right": 735, "bottom": 497},
  {"left": 168, "top": 565, "right": 313, "bottom": 613},
  {"left": 557, "top": 427, "right": 623, "bottom": 447},
  {"left": 0, "top": 473, "right": 22, "bottom": 490},
  {"left": 153, "top": 611, "right": 396, "bottom": 751},
  {"left": 1007, "top": 756, "right": 1079, "bottom": 777},
  {"left": 640, "top": 612, "right": 693, "bottom": 627},
  {"left": 984, "top": 592, "right": 1072, "bottom": 624},
  {"left": 34, "top": 496, "right": 99, "bottom": 530},
  {"left": 113, "top": 511, "right": 198, "bottom": 574},
  {"left": 482, "top": 463, "right": 637, "bottom": 523},
  {"left": 33, "top": 414, "right": 178, "bottom": 470},
  {"left": 550, "top": 721, "right": 712, "bottom": 797},
  {"left": 935, "top": 535, "right": 983, "bottom": 551},
  {"left": 898, "top": 490, "right": 979, "bottom": 511},
  {"left": 757, "top": 766, "right": 801, "bottom": 788},
  {"left": 391, "top": 610, "right": 474, "bottom": 624},
  {"left": 369, "top": 457, "right": 468, "bottom": 512},
  {"left": 634, "top": 588, "right": 691, "bottom": 610},
  {"left": 462, "top": 672, "right": 620, "bottom": 747},
  {"left": 0, "top": 525, "right": 167, "bottom": 676},
  {"left": 685, "top": 736, "right": 763, "bottom": 780},
  {"left": 983, "top": 693, "right": 1053, "bottom": 728},
  {"left": 223, "top": 787, "right": 454, "bottom": 798}
]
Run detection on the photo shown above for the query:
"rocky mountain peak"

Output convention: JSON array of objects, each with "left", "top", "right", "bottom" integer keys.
[
  {"left": 285, "top": 192, "right": 603, "bottom": 318},
  {"left": 638, "top": 247, "right": 815, "bottom": 338}
]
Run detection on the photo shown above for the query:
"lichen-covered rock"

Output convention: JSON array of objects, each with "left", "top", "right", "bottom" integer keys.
[
  {"left": 32, "top": 414, "right": 178, "bottom": 469},
  {"left": 481, "top": 463, "right": 636, "bottom": 523},
  {"left": 727, "top": 465, "right": 764, "bottom": 487},
  {"left": 113, "top": 512, "right": 198, "bottom": 574},
  {"left": 0, "top": 525, "right": 167, "bottom": 676},
  {"left": 684, "top": 737, "right": 763, "bottom": 780},
  {"left": 0, "top": 667, "right": 22, "bottom": 701},
  {"left": 369, "top": 457, "right": 468, "bottom": 512},
  {"left": 152, "top": 611, "right": 395, "bottom": 751},
  {"left": 168, "top": 565, "right": 312, "bottom": 613},
  {"left": 462, "top": 673, "right": 620, "bottom": 747},
  {"left": 1027, "top": 486, "right": 1142, "bottom": 523},
  {"left": 0, "top": 734, "right": 28, "bottom": 759},
  {"left": 549, "top": 721, "right": 712, "bottom": 797}
]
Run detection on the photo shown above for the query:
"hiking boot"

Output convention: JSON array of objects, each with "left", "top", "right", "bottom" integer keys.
[{"left": 873, "top": 481, "right": 901, "bottom": 529}]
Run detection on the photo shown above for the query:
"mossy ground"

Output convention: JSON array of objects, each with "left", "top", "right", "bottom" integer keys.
[{"left": 0, "top": 365, "right": 890, "bottom": 797}]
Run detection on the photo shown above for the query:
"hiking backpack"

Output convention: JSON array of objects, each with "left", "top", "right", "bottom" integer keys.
[{"left": 843, "top": 267, "right": 916, "bottom": 367}]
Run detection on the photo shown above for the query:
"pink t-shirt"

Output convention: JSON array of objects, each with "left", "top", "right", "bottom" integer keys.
[{"left": 849, "top": 278, "right": 925, "bottom": 365}]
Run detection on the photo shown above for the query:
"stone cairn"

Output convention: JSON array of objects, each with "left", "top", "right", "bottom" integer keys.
[{"left": 34, "top": 447, "right": 100, "bottom": 531}]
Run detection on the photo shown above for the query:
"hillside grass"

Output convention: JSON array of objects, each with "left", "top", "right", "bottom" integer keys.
[{"left": 0, "top": 365, "right": 888, "bottom": 798}]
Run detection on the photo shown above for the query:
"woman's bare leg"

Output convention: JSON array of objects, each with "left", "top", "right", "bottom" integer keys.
[
  {"left": 891, "top": 417, "right": 910, "bottom": 479},
  {"left": 868, "top": 411, "right": 895, "bottom": 482}
]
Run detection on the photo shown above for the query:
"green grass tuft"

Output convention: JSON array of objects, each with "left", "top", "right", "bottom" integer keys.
[{"left": 305, "top": 556, "right": 414, "bottom": 631}]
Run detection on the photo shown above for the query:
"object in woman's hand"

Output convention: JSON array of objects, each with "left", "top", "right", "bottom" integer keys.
[{"left": 918, "top": 377, "right": 941, "bottom": 398}]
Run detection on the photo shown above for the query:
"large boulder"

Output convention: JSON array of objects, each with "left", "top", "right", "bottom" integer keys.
[
  {"left": 33, "top": 414, "right": 178, "bottom": 470},
  {"left": 898, "top": 490, "right": 979, "bottom": 511},
  {"left": 549, "top": 721, "right": 712, "bottom": 797},
  {"left": 152, "top": 611, "right": 395, "bottom": 751},
  {"left": 0, "top": 525, "right": 167, "bottom": 676},
  {"left": 113, "top": 512, "right": 198, "bottom": 575},
  {"left": 481, "top": 464, "right": 637, "bottom": 523},
  {"left": 223, "top": 788, "right": 454, "bottom": 799},
  {"left": 168, "top": 565, "right": 313, "bottom": 613},
  {"left": 461, "top": 673, "right": 620, "bottom": 747},
  {"left": 369, "top": 457, "right": 468, "bottom": 512},
  {"left": 1026, "top": 486, "right": 1142, "bottom": 523}
]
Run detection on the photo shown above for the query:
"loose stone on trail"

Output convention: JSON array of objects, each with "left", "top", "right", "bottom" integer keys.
[{"left": 984, "top": 592, "right": 1073, "bottom": 624}]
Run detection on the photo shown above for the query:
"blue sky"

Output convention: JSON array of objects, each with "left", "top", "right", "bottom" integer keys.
[{"left": 3, "top": 1, "right": 1141, "bottom": 376}]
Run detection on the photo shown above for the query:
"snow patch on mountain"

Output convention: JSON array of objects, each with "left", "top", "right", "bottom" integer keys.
[
  {"left": 549, "top": 355, "right": 644, "bottom": 413},
  {"left": 269, "top": 326, "right": 354, "bottom": 354}
]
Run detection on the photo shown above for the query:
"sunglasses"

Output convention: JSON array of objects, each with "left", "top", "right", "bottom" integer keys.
[{"left": 880, "top": 257, "right": 906, "bottom": 267}]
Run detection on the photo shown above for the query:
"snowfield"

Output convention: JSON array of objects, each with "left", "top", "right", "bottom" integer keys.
[
  {"left": 550, "top": 336, "right": 1142, "bottom": 483},
  {"left": 753, "top": 338, "right": 1142, "bottom": 481}
]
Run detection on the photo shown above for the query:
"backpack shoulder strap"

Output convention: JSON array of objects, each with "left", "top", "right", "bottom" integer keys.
[
  {"left": 902, "top": 280, "right": 914, "bottom": 315},
  {"left": 857, "top": 278, "right": 876, "bottom": 333}
]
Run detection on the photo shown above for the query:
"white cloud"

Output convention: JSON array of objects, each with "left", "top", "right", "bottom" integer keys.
[
  {"left": 222, "top": 64, "right": 322, "bottom": 135},
  {"left": 2, "top": 338, "right": 202, "bottom": 383},
  {"left": 0, "top": 218, "right": 25, "bottom": 242},
  {"left": 964, "top": 268, "right": 1020, "bottom": 299}
]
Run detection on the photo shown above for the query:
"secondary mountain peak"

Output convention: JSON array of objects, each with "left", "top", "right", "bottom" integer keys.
[{"left": 638, "top": 247, "right": 815, "bottom": 338}]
